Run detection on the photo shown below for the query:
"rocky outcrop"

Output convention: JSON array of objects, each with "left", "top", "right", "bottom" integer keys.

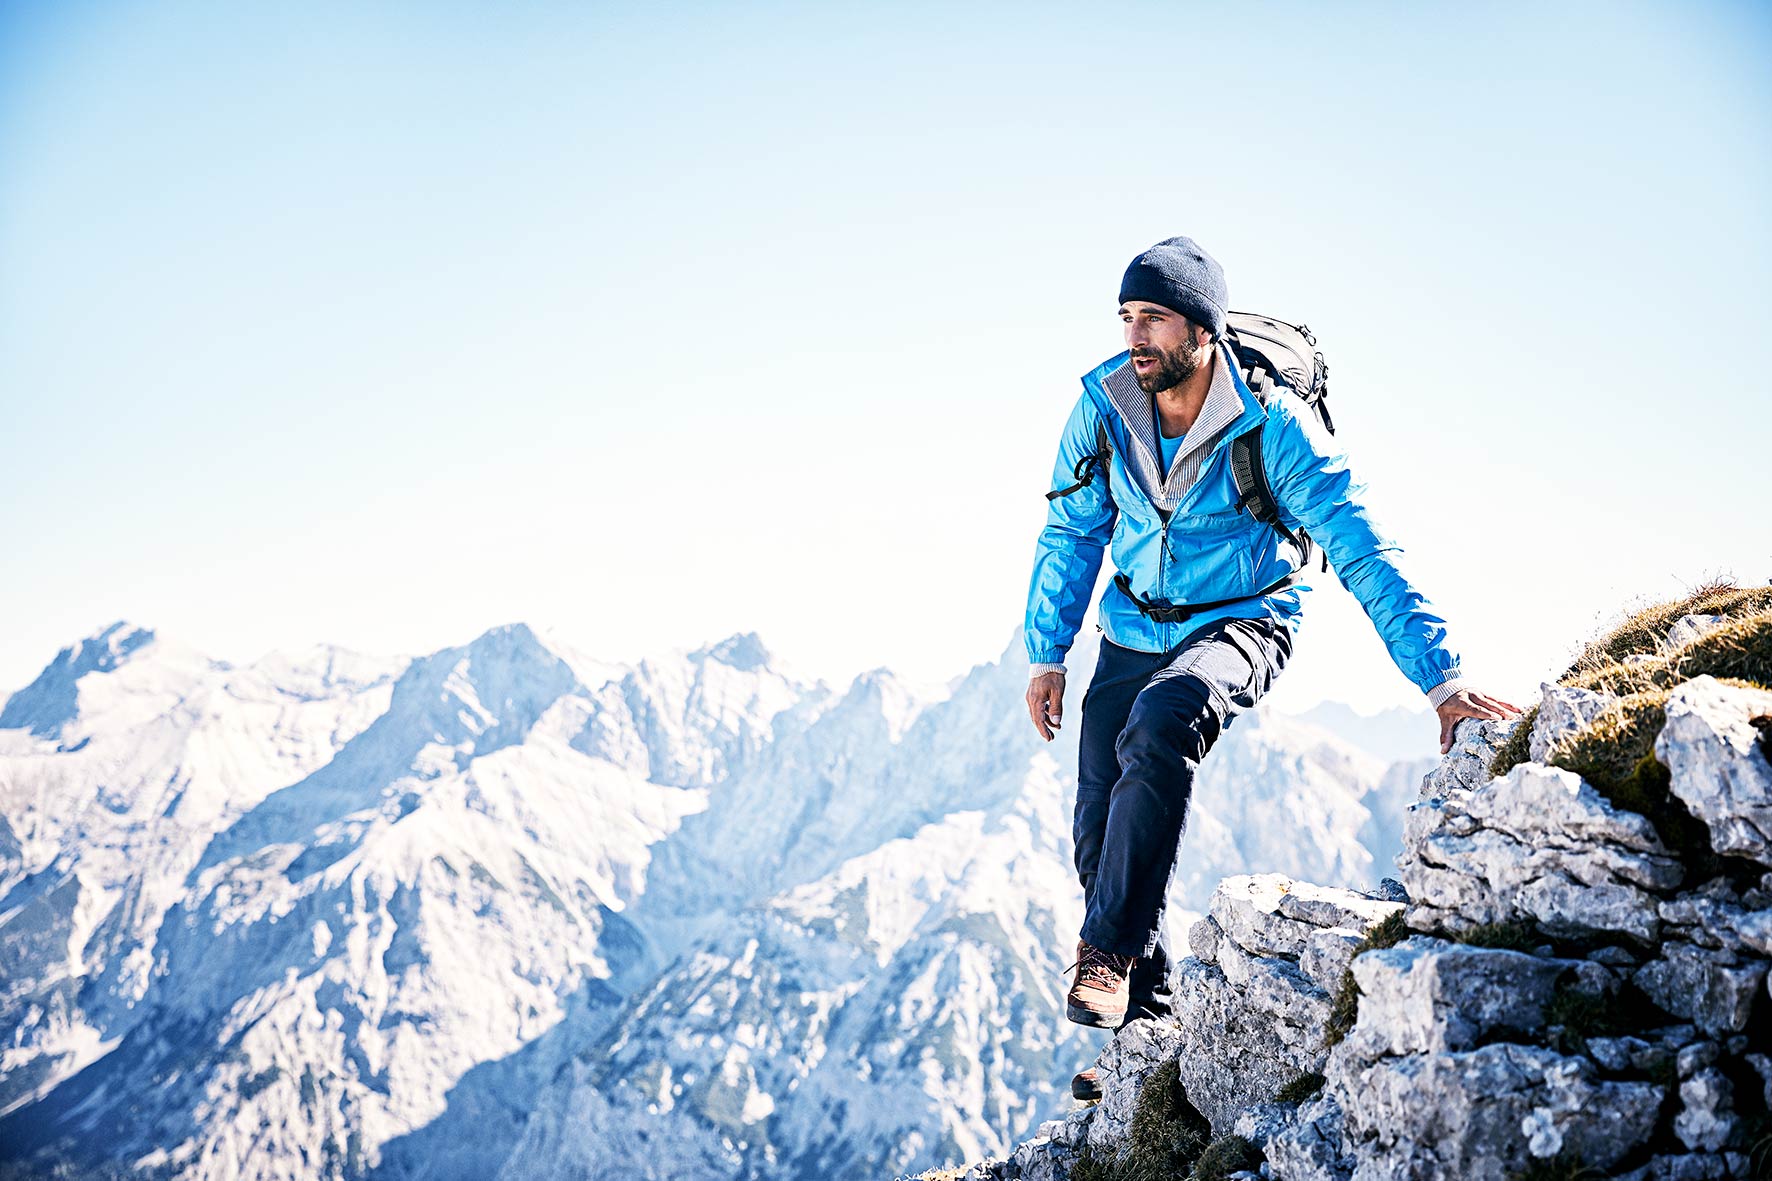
[
  {"left": 1399, "top": 758, "right": 1683, "bottom": 943},
  {"left": 1659, "top": 678, "right": 1772, "bottom": 863},
  {"left": 914, "top": 608, "right": 1772, "bottom": 1181}
]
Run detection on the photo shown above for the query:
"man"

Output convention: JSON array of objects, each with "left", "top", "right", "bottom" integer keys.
[{"left": 1022, "top": 236, "right": 1518, "bottom": 1096}]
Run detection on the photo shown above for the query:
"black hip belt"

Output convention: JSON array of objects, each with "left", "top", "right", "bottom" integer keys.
[{"left": 1112, "top": 570, "right": 1301, "bottom": 625}]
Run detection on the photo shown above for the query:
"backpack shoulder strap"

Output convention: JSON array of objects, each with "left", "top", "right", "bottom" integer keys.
[
  {"left": 1231, "top": 422, "right": 1327, "bottom": 575},
  {"left": 1229, "top": 424, "right": 1292, "bottom": 543}
]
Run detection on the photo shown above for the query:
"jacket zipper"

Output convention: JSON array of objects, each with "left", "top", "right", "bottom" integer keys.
[{"left": 1090, "top": 364, "right": 1265, "bottom": 646}]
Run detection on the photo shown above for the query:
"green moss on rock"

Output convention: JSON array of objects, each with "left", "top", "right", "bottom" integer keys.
[
  {"left": 1273, "top": 1071, "right": 1325, "bottom": 1104},
  {"left": 1489, "top": 703, "right": 1539, "bottom": 778},
  {"left": 1453, "top": 920, "right": 1542, "bottom": 953},
  {"left": 1545, "top": 687, "right": 1728, "bottom": 877},
  {"left": 1543, "top": 984, "right": 1615, "bottom": 1056},
  {"left": 1071, "top": 1058, "right": 1213, "bottom": 1181},
  {"left": 1190, "top": 1134, "right": 1263, "bottom": 1181},
  {"left": 1506, "top": 1151, "right": 1608, "bottom": 1181},
  {"left": 1323, "top": 911, "right": 1411, "bottom": 1047}
]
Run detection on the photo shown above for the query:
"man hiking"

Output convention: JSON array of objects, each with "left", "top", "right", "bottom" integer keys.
[{"left": 1022, "top": 235, "right": 1518, "bottom": 1098}]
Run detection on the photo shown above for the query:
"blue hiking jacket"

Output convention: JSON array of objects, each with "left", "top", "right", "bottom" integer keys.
[{"left": 1024, "top": 347, "right": 1464, "bottom": 701}]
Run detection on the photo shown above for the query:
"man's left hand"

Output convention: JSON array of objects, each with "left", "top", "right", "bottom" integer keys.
[{"left": 1435, "top": 689, "right": 1522, "bottom": 755}]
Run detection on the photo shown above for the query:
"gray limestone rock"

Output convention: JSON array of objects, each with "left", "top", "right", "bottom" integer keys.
[
  {"left": 1659, "top": 889, "right": 1752, "bottom": 952},
  {"left": 1230, "top": 1100, "right": 1295, "bottom": 1150},
  {"left": 1737, "top": 908, "right": 1772, "bottom": 956},
  {"left": 1369, "top": 878, "right": 1409, "bottom": 903},
  {"left": 1674, "top": 1067, "right": 1735, "bottom": 1152},
  {"left": 1002, "top": 1136, "right": 1072, "bottom": 1181},
  {"left": 1339, "top": 938, "right": 1609, "bottom": 1060},
  {"left": 1399, "top": 765, "right": 1684, "bottom": 942},
  {"left": 1170, "top": 953, "right": 1330, "bottom": 1134},
  {"left": 1665, "top": 614, "right": 1728, "bottom": 652},
  {"left": 1263, "top": 1094, "right": 1355, "bottom": 1181},
  {"left": 1419, "top": 717, "right": 1514, "bottom": 799},
  {"left": 1276, "top": 881, "right": 1405, "bottom": 933},
  {"left": 1586, "top": 1036, "right": 1651, "bottom": 1073},
  {"left": 1189, "top": 915, "right": 1223, "bottom": 964},
  {"left": 1634, "top": 943, "right": 1770, "bottom": 1037},
  {"left": 1613, "top": 1154, "right": 1738, "bottom": 1181},
  {"left": 1210, "top": 873, "right": 1310, "bottom": 959},
  {"left": 1676, "top": 1041, "right": 1720, "bottom": 1078},
  {"left": 1216, "top": 934, "right": 1334, "bottom": 1021},
  {"left": 1589, "top": 944, "right": 1642, "bottom": 966},
  {"left": 1657, "top": 676, "right": 1772, "bottom": 864},
  {"left": 1329, "top": 1041, "right": 1662, "bottom": 1181},
  {"left": 1531, "top": 682, "right": 1617, "bottom": 764},
  {"left": 1300, "top": 926, "right": 1365, "bottom": 995},
  {"left": 1462, "top": 762, "right": 1671, "bottom": 855},
  {"left": 1746, "top": 1053, "right": 1772, "bottom": 1108},
  {"left": 1401, "top": 818, "right": 1673, "bottom": 943}
]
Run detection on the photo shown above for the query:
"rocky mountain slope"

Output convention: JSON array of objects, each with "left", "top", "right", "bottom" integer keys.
[
  {"left": 0, "top": 620, "right": 1425, "bottom": 1180},
  {"left": 933, "top": 583, "right": 1772, "bottom": 1181}
]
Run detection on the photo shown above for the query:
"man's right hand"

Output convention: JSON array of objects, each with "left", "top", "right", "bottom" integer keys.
[{"left": 1026, "top": 670, "right": 1066, "bottom": 741}]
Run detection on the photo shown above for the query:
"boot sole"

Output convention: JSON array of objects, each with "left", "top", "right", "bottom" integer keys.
[
  {"left": 1071, "top": 1079, "right": 1102, "bottom": 1102},
  {"left": 1066, "top": 1001, "right": 1127, "bottom": 1028}
]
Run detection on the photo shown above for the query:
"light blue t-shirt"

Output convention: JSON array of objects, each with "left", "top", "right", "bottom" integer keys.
[{"left": 1158, "top": 428, "right": 1184, "bottom": 474}]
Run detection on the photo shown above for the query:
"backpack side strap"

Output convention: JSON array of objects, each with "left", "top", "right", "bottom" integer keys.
[{"left": 1046, "top": 417, "right": 1113, "bottom": 501}]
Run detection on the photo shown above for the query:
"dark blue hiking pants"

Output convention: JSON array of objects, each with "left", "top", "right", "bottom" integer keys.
[{"left": 1072, "top": 615, "right": 1293, "bottom": 1020}]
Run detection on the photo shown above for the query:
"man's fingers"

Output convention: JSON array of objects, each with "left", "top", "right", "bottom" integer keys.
[
  {"left": 1469, "top": 691, "right": 1516, "bottom": 712},
  {"left": 1025, "top": 689, "right": 1050, "bottom": 741},
  {"left": 1026, "top": 673, "right": 1066, "bottom": 742}
]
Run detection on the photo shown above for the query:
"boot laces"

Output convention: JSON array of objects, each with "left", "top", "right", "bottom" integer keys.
[{"left": 1062, "top": 942, "right": 1134, "bottom": 990}]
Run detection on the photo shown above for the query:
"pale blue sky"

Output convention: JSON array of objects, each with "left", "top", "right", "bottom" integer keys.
[{"left": 2, "top": 1, "right": 1768, "bottom": 714}]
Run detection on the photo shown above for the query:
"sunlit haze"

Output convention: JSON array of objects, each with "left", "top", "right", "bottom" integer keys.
[{"left": 3, "top": 1, "right": 1768, "bottom": 714}]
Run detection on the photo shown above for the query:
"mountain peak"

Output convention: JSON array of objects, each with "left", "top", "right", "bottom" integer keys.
[
  {"left": 0, "top": 621, "right": 159, "bottom": 739},
  {"left": 697, "top": 632, "right": 773, "bottom": 672},
  {"left": 74, "top": 620, "right": 156, "bottom": 669}
]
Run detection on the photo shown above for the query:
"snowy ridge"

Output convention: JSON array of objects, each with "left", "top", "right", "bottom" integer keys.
[{"left": 0, "top": 621, "right": 1429, "bottom": 1180}]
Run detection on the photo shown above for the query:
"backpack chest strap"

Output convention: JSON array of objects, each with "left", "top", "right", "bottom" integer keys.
[{"left": 1112, "top": 569, "right": 1302, "bottom": 625}]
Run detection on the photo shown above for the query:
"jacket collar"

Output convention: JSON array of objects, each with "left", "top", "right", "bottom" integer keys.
[{"left": 1086, "top": 344, "right": 1265, "bottom": 512}]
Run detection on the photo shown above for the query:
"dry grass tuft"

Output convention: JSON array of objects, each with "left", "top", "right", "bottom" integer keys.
[
  {"left": 1560, "top": 582, "right": 1772, "bottom": 683},
  {"left": 1490, "top": 582, "right": 1771, "bottom": 784}
]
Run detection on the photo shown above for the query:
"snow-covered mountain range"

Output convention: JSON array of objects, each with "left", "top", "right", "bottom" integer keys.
[{"left": 0, "top": 621, "right": 1432, "bottom": 1180}]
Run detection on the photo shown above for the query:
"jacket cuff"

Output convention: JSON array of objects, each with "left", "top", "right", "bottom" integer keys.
[
  {"left": 1028, "top": 662, "right": 1067, "bottom": 679},
  {"left": 1425, "top": 673, "right": 1473, "bottom": 709}
]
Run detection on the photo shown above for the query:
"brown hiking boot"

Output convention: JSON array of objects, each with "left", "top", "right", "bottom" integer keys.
[
  {"left": 1064, "top": 938, "right": 1135, "bottom": 1027},
  {"left": 1071, "top": 1067, "right": 1102, "bottom": 1102}
]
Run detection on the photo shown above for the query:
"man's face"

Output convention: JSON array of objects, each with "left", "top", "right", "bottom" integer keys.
[{"left": 1121, "top": 300, "right": 1206, "bottom": 394}]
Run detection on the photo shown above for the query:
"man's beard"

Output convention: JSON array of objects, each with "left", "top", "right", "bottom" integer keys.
[{"left": 1132, "top": 343, "right": 1202, "bottom": 394}]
